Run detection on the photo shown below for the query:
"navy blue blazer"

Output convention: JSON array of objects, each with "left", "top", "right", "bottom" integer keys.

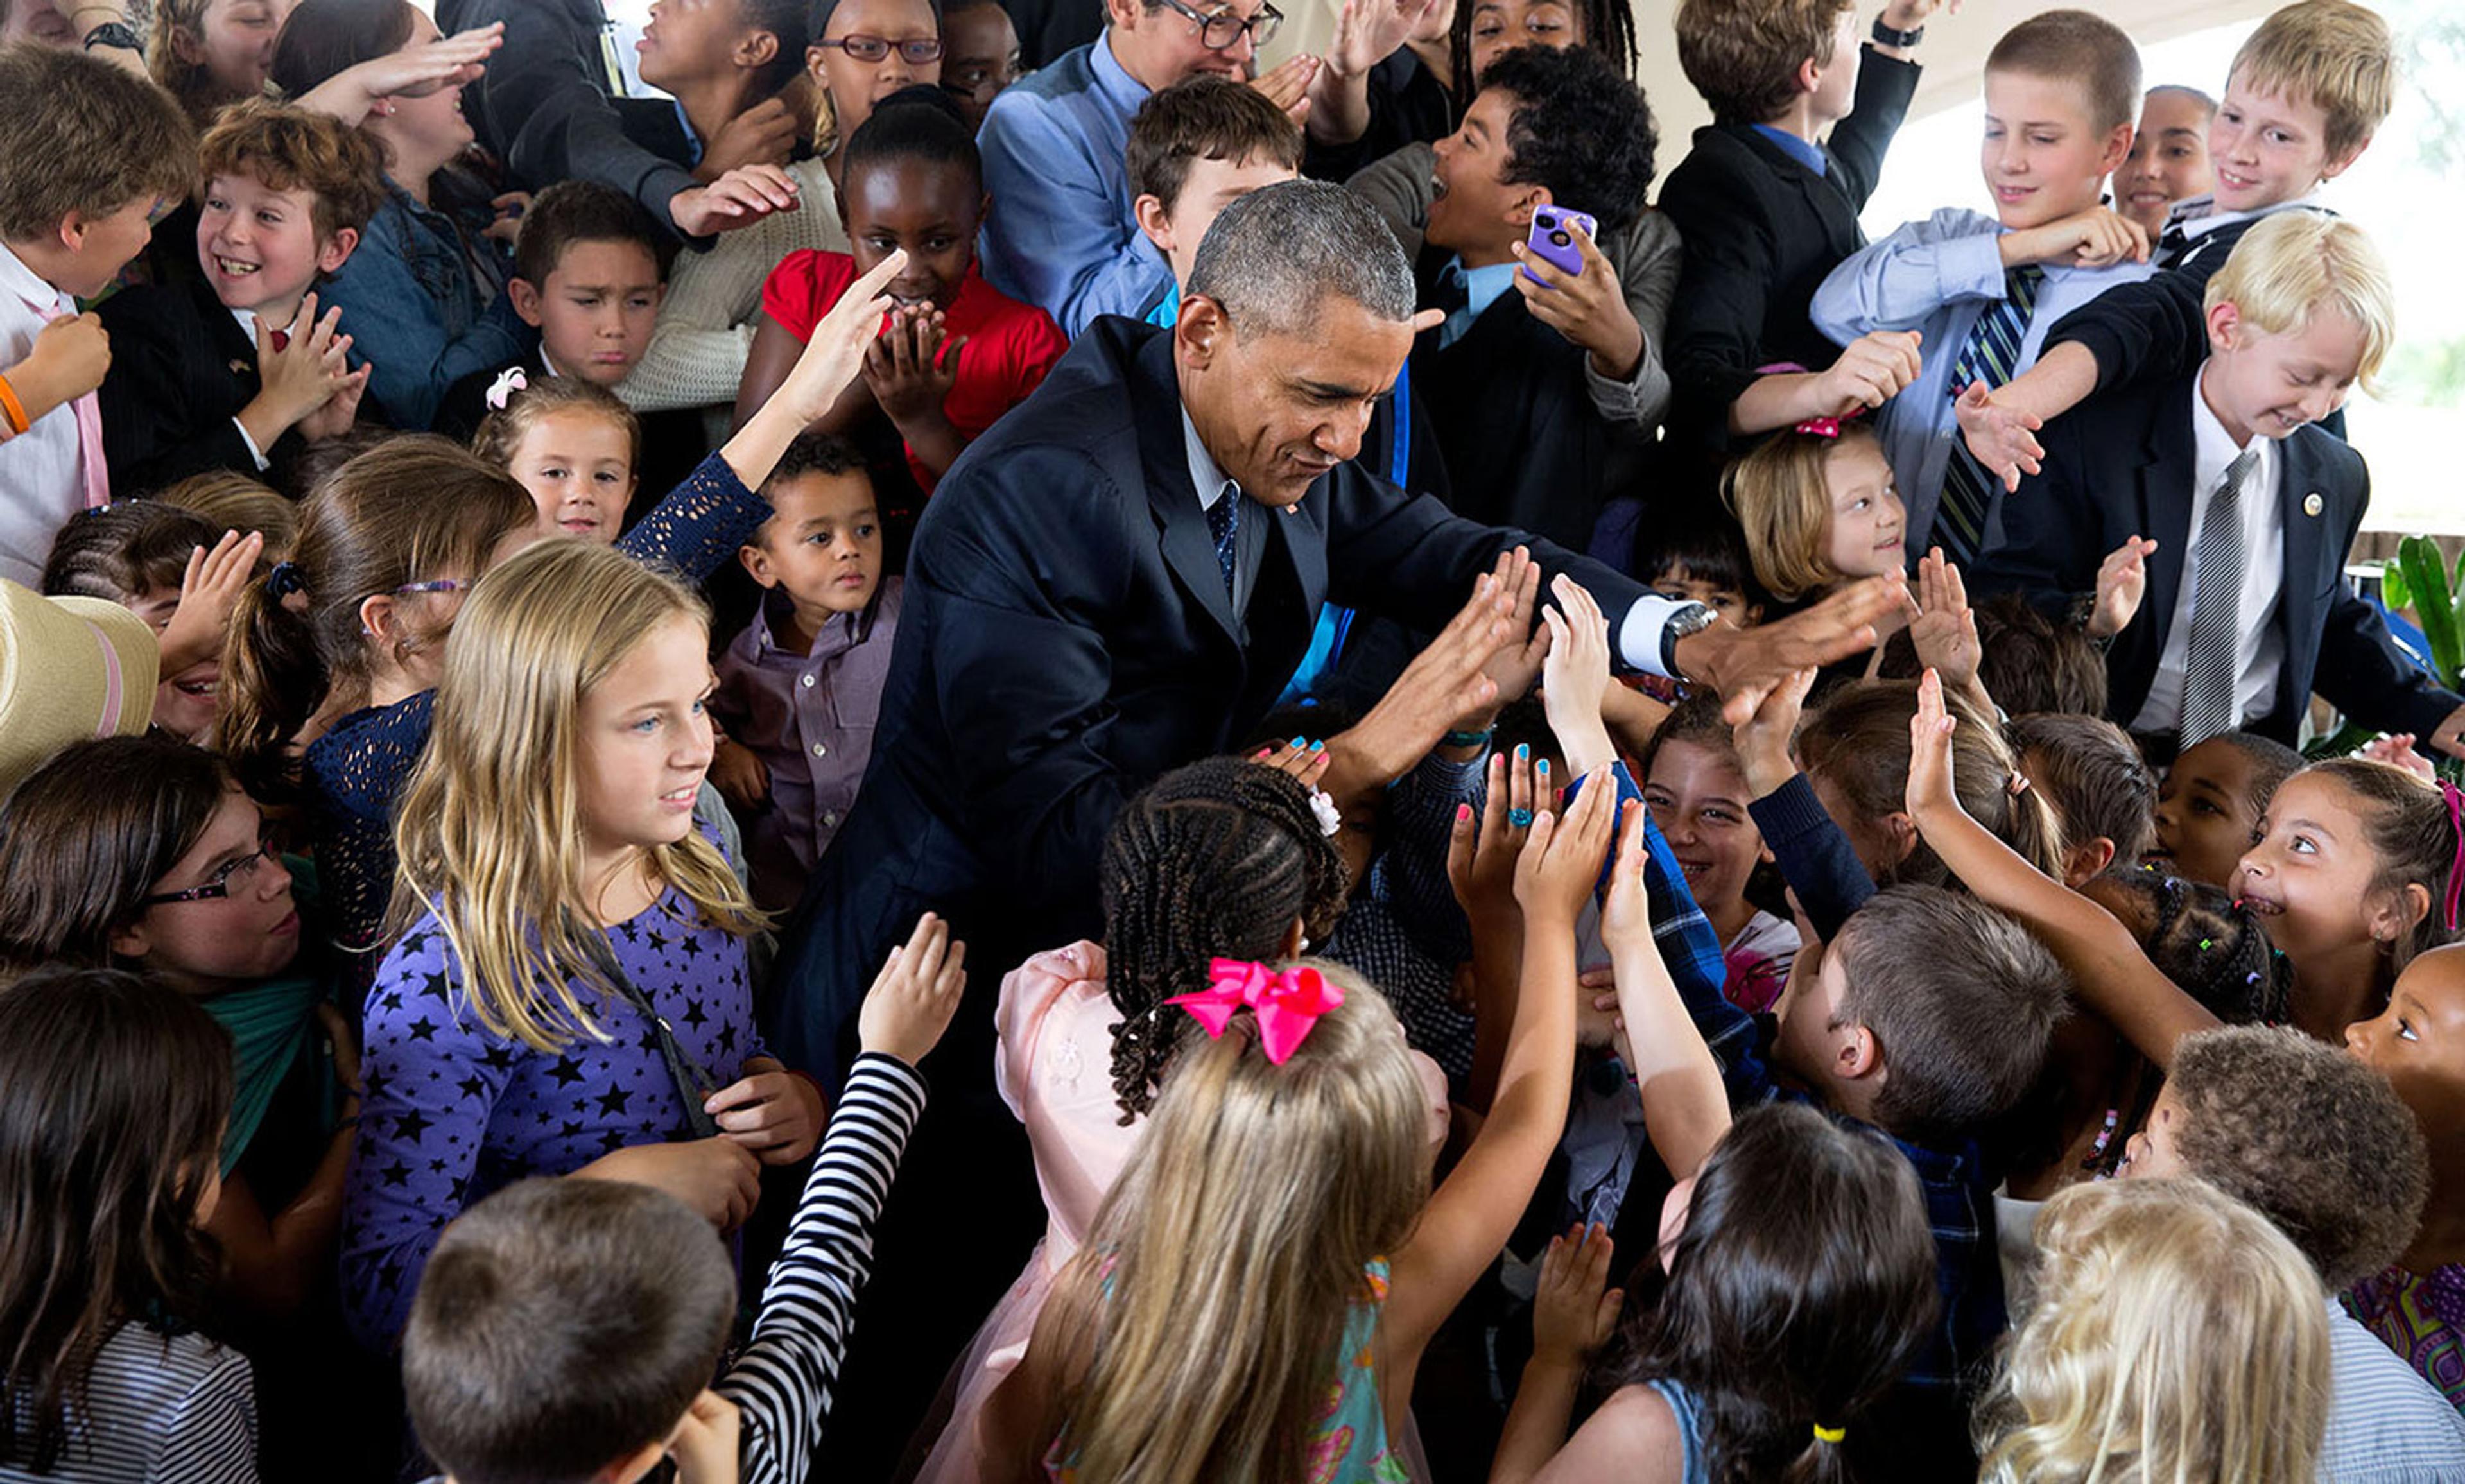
[
  {"left": 1969, "top": 380, "right": 2458, "bottom": 746},
  {"left": 766, "top": 315, "right": 1650, "bottom": 1080}
]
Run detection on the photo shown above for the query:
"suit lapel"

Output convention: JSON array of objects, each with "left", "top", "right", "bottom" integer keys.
[
  {"left": 198, "top": 277, "right": 261, "bottom": 392},
  {"left": 2126, "top": 393, "right": 2199, "bottom": 702},
  {"left": 2274, "top": 432, "right": 2331, "bottom": 712},
  {"left": 1129, "top": 330, "right": 1241, "bottom": 644}
]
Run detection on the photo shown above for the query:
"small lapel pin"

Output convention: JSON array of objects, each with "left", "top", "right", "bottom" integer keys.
[
  {"left": 2303, "top": 492, "right": 2324, "bottom": 517},
  {"left": 227, "top": 359, "right": 250, "bottom": 375},
  {"left": 1281, "top": 503, "right": 1298, "bottom": 516}
]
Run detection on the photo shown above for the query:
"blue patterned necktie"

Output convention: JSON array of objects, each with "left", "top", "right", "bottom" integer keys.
[
  {"left": 1932, "top": 264, "right": 2046, "bottom": 562},
  {"left": 2177, "top": 448, "right": 2261, "bottom": 746},
  {"left": 1206, "top": 484, "right": 1239, "bottom": 595}
]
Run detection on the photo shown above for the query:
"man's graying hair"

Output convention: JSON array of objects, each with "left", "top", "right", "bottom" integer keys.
[{"left": 1187, "top": 180, "right": 1416, "bottom": 336}]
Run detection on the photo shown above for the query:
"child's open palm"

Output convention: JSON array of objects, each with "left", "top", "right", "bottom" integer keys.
[
  {"left": 858, "top": 911, "right": 969, "bottom": 1067},
  {"left": 1513, "top": 766, "right": 1616, "bottom": 927},
  {"left": 1532, "top": 1223, "right": 1624, "bottom": 1368},
  {"left": 1905, "top": 667, "right": 1962, "bottom": 820},
  {"left": 1448, "top": 747, "right": 1546, "bottom": 923},
  {"left": 862, "top": 306, "right": 962, "bottom": 427},
  {"left": 1596, "top": 800, "right": 1661, "bottom": 964},
  {"left": 775, "top": 250, "right": 906, "bottom": 426},
  {"left": 2089, "top": 535, "right": 2157, "bottom": 640}
]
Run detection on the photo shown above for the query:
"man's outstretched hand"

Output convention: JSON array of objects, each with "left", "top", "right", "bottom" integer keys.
[{"left": 1672, "top": 576, "right": 1901, "bottom": 724}]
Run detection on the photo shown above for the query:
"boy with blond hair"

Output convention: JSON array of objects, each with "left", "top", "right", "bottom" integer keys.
[
  {"left": 0, "top": 46, "right": 194, "bottom": 585},
  {"left": 1960, "top": 0, "right": 2396, "bottom": 490},
  {"left": 1972, "top": 213, "right": 2464, "bottom": 758},
  {"left": 1812, "top": 9, "right": 2154, "bottom": 562}
]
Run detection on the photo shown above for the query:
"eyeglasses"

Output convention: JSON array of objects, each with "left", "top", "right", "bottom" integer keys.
[
  {"left": 141, "top": 841, "right": 275, "bottom": 907},
  {"left": 814, "top": 33, "right": 945, "bottom": 64},
  {"left": 1155, "top": 0, "right": 1281, "bottom": 51},
  {"left": 392, "top": 578, "right": 473, "bottom": 597}
]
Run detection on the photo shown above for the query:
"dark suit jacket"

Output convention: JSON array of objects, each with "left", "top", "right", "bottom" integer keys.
[
  {"left": 768, "top": 316, "right": 1651, "bottom": 1080},
  {"left": 438, "top": 0, "right": 700, "bottom": 240},
  {"left": 1655, "top": 47, "right": 1919, "bottom": 462},
  {"left": 97, "top": 275, "right": 306, "bottom": 497},
  {"left": 1410, "top": 248, "right": 1618, "bottom": 551},
  {"left": 1969, "top": 378, "right": 2458, "bottom": 746}
]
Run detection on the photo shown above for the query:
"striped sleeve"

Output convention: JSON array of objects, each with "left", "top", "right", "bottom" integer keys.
[
  {"left": 151, "top": 1345, "right": 261, "bottom": 1484},
  {"left": 723, "top": 1051, "right": 928, "bottom": 1484}
]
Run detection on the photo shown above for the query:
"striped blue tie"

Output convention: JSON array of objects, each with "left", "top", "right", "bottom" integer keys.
[{"left": 1932, "top": 265, "right": 2045, "bottom": 563}]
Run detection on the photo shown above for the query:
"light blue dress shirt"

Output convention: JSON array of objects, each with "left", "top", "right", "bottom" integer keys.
[
  {"left": 977, "top": 33, "right": 1175, "bottom": 337},
  {"left": 1808, "top": 206, "right": 2156, "bottom": 557}
]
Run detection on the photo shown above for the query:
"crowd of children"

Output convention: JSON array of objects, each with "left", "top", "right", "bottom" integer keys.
[{"left": 2, "top": 0, "right": 2462, "bottom": 1480}]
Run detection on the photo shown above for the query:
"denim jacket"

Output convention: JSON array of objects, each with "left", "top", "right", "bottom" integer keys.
[{"left": 325, "top": 173, "right": 533, "bottom": 431}]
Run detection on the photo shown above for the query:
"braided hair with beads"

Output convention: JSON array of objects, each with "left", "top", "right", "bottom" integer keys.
[{"left": 1098, "top": 757, "right": 1351, "bottom": 1123}]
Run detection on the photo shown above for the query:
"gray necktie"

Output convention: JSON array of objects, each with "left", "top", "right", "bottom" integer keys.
[{"left": 2178, "top": 447, "right": 2261, "bottom": 745}]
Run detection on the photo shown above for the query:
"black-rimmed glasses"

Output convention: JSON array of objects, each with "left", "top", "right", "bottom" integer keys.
[
  {"left": 814, "top": 33, "right": 946, "bottom": 64},
  {"left": 1155, "top": 0, "right": 1283, "bottom": 51}
]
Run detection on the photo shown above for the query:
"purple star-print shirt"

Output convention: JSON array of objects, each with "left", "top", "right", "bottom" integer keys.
[{"left": 339, "top": 886, "right": 766, "bottom": 1348}]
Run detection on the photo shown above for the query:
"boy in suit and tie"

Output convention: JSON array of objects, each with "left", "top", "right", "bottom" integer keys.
[
  {"left": 1655, "top": 0, "right": 1943, "bottom": 467},
  {"left": 98, "top": 101, "right": 382, "bottom": 499},
  {"left": 1959, "top": 0, "right": 2395, "bottom": 488},
  {"left": 1812, "top": 9, "right": 2155, "bottom": 564},
  {"left": 1414, "top": 42, "right": 1662, "bottom": 549},
  {"left": 1970, "top": 213, "right": 2465, "bottom": 762}
]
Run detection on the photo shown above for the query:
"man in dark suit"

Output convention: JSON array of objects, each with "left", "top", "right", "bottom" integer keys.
[
  {"left": 1969, "top": 212, "right": 2462, "bottom": 759},
  {"left": 769, "top": 179, "right": 1894, "bottom": 1472},
  {"left": 1656, "top": 0, "right": 1941, "bottom": 469}
]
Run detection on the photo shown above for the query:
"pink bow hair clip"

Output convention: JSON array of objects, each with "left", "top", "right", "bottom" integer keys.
[
  {"left": 485, "top": 367, "right": 529, "bottom": 411},
  {"left": 1166, "top": 958, "right": 1345, "bottom": 1065},
  {"left": 1794, "top": 415, "right": 1842, "bottom": 438}
]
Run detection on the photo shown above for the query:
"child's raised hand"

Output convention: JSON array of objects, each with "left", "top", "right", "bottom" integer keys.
[
  {"left": 668, "top": 164, "right": 800, "bottom": 237},
  {"left": 1539, "top": 574, "right": 1615, "bottom": 772},
  {"left": 667, "top": 1390, "right": 743, "bottom": 1484},
  {"left": 159, "top": 528, "right": 265, "bottom": 675},
  {"left": 1449, "top": 746, "right": 1547, "bottom": 923},
  {"left": 2089, "top": 535, "right": 2157, "bottom": 640},
  {"left": 1905, "top": 667, "right": 1962, "bottom": 820},
  {"left": 2360, "top": 732, "right": 2439, "bottom": 782},
  {"left": 1955, "top": 382, "right": 2045, "bottom": 494},
  {"left": 861, "top": 306, "right": 963, "bottom": 429},
  {"left": 1532, "top": 1223, "right": 1624, "bottom": 1368},
  {"left": 858, "top": 911, "right": 969, "bottom": 1067},
  {"left": 1908, "top": 548, "right": 1982, "bottom": 696},
  {"left": 699, "top": 93, "right": 797, "bottom": 180},
  {"left": 1514, "top": 765, "right": 1616, "bottom": 928},
  {"left": 16, "top": 310, "right": 112, "bottom": 410},
  {"left": 705, "top": 1058, "right": 827, "bottom": 1166},
  {"left": 772, "top": 249, "right": 905, "bottom": 426},
  {"left": 1463, "top": 547, "right": 1550, "bottom": 731},
  {"left": 707, "top": 735, "right": 771, "bottom": 813},
  {"left": 1324, "top": 568, "right": 1508, "bottom": 799},
  {"left": 1597, "top": 800, "right": 1665, "bottom": 964},
  {"left": 1249, "top": 53, "right": 1319, "bottom": 124},
  {"left": 1728, "top": 663, "right": 1816, "bottom": 801}
]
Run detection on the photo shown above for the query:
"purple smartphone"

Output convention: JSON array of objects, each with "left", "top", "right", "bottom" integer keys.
[{"left": 1523, "top": 207, "right": 1598, "bottom": 286}]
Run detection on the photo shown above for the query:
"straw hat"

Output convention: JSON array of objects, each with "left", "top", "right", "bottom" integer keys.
[{"left": 0, "top": 580, "right": 158, "bottom": 798}]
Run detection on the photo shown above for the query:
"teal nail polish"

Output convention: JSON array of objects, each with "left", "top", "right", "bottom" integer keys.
[
  {"left": 1310, "top": 739, "right": 1325, "bottom": 752},
  {"left": 1516, "top": 743, "right": 1530, "bottom": 762},
  {"left": 1291, "top": 736, "right": 1306, "bottom": 748}
]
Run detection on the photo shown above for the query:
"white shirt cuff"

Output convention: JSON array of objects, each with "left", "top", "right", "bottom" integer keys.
[
  {"left": 231, "top": 417, "right": 270, "bottom": 472},
  {"left": 1617, "top": 591, "right": 1686, "bottom": 679}
]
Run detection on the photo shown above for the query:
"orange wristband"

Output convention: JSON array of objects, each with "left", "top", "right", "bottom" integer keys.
[{"left": 0, "top": 374, "right": 27, "bottom": 438}]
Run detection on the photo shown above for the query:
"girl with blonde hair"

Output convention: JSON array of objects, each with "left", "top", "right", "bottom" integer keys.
[
  {"left": 980, "top": 766, "right": 1622, "bottom": 1482},
  {"left": 339, "top": 539, "right": 818, "bottom": 1347},
  {"left": 1975, "top": 1176, "right": 2332, "bottom": 1484}
]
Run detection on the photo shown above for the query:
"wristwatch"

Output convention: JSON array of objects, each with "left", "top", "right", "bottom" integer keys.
[
  {"left": 1659, "top": 601, "right": 1718, "bottom": 682},
  {"left": 81, "top": 19, "right": 142, "bottom": 49},
  {"left": 1871, "top": 15, "right": 1924, "bottom": 48}
]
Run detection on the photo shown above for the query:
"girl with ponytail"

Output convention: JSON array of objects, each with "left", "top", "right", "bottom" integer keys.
[{"left": 910, "top": 752, "right": 1433, "bottom": 1482}]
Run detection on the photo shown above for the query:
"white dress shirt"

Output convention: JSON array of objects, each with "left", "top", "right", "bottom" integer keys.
[
  {"left": 1177, "top": 399, "right": 1691, "bottom": 677},
  {"left": 0, "top": 243, "right": 92, "bottom": 587},
  {"left": 2133, "top": 369, "right": 2287, "bottom": 734}
]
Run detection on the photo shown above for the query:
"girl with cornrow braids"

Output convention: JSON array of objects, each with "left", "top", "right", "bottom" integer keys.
[{"left": 906, "top": 754, "right": 1448, "bottom": 1482}]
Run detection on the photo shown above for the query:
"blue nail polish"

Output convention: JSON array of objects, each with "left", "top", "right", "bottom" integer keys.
[
  {"left": 1310, "top": 739, "right": 1325, "bottom": 752},
  {"left": 1516, "top": 743, "right": 1530, "bottom": 762},
  {"left": 1292, "top": 736, "right": 1306, "bottom": 748}
]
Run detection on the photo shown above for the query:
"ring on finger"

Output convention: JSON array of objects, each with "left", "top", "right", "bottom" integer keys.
[{"left": 1508, "top": 808, "right": 1534, "bottom": 828}]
